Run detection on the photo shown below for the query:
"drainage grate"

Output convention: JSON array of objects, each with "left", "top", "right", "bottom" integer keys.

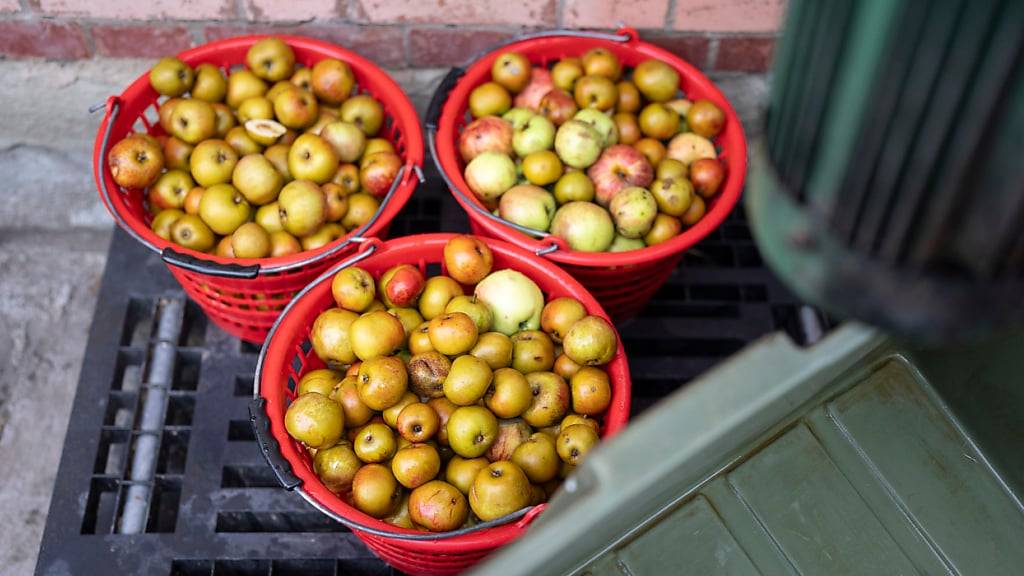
[{"left": 36, "top": 165, "right": 827, "bottom": 575}]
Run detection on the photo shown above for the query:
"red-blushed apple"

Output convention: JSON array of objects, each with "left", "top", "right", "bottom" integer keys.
[
  {"left": 689, "top": 157, "right": 725, "bottom": 198},
  {"left": 538, "top": 89, "right": 578, "bottom": 126},
  {"left": 360, "top": 151, "right": 401, "bottom": 197},
  {"left": 513, "top": 67, "right": 554, "bottom": 111},
  {"left": 502, "top": 108, "right": 535, "bottom": 130},
  {"left": 458, "top": 116, "right": 514, "bottom": 163},
  {"left": 444, "top": 235, "right": 494, "bottom": 285},
  {"left": 379, "top": 264, "right": 425, "bottom": 308},
  {"left": 587, "top": 144, "right": 654, "bottom": 207}
]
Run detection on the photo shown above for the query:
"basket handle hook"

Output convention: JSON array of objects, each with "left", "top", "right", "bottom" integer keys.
[{"left": 249, "top": 397, "right": 302, "bottom": 490}]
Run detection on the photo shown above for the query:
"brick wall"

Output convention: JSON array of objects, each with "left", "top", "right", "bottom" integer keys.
[{"left": 0, "top": 0, "right": 784, "bottom": 71}]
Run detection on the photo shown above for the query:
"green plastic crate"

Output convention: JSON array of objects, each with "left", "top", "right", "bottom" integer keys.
[{"left": 472, "top": 325, "right": 1024, "bottom": 575}]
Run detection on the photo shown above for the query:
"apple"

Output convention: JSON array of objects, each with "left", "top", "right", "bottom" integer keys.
[
  {"left": 538, "top": 89, "right": 578, "bottom": 126},
  {"left": 553, "top": 172, "right": 595, "bottom": 204},
  {"left": 469, "top": 81, "right": 512, "bottom": 118},
  {"left": 491, "top": 51, "right": 532, "bottom": 93},
  {"left": 498, "top": 184, "right": 556, "bottom": 231},
  {"left": 633, "top": 59, "right": 680, "bottom": 103},
  {"left": 615, "top": 80, "right": 641, "bottom": 113},
  {"left": 360, "top": 151, "right": 402, "bottom": 197},
  {"left": 666, "top": 132, "right": 717, "bottom": 166},
  {"left": 464, "top": 152, "right": 516, "bottom": 202},
  {"left": 638, "top": 103, "right": 680, "bottom": 140},
  {"left": 458, "top": 116, "right": 514, "bottom": 163},
  {"left": 513, "top": 67, "right": 553, "bottom": 111},
  {"left": 287, "top": 133, "right": 338, "bottom": 184},
  {"left": 582, "top": 48, "right": 621, "bottom": 81},
  {"left": 645, "top": 213, "right": 682, "bottom": 245},
  {"left": 680, "top": 195, "right": 706, "bottom": 226},
  {"left": 273, "top": 88, "right": 318, "bottom": 130},
  {"left": 551, "top": 58, "right": 584, "bottom": 92},
  {"left": 501, "top": 107, "right": 535, "bottom": 130},
  {"left": 485, "top": 419, "right": 532, "bottom": 462},
  {"left": 511, "top": 114, "right": 555, "bottom": 157},
  {"left": 379, "top": 264, "right": 425, "bottom": 308},
  {"left": 550, "top": 202, "right": 614, "bottom": 252},
  {"left": 553, "top": 120, "right": 602, "bottom": 169},
  {"left": 573, "top": 75, "right": 617, "bottom": 111},
  {"left": 521, "top": 150, "right": 563, "bottom": 186},
  {"left": 586, "top": 144, "right": 654, "bottom": 207},
  {"left": 474, "top": 269, "right": 545, "bottom": 335},
  {"left": 650, "top": 177, "right": 694, "bottom": 217},
  {"left": 444, "top": 235, "right": 494, "bottom": 285},
  {"left": 311, "top": 58, "right": 355, "bottom": 106},
  {"left": 609, "top": 234, "right": 646, "bottom": 252},
  {"left": 108, "top": 135, "right": 164, "bottom": 189},
  {"left": 609, "top": 186, "right": 658, "bottom": 238},
  {"left": 320, "top": 121, "right": 366, "bottom": 163},
  {"left": 686, "top": 99, "right": 726, "bottom": 138},
  {"left": 634, "top": 138, "right": 667, "bottom": 167},
  {"left": 573, "top": 109, "right": 617, "bottom": 147},
  {"left": 613, "top": 112, "right": 641, "bottom": 145},
  {"left": 689, "top": 157, "right": 725, "bottom": 197}
]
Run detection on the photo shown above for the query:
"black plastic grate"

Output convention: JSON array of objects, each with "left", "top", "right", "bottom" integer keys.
[{"left": 36, "top": 164, "right": 825, "bottom": 576}]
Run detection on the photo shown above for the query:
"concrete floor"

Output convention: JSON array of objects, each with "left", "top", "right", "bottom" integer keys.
[{"left": 0, "top": 58, "right": 765, "bottom": 576}]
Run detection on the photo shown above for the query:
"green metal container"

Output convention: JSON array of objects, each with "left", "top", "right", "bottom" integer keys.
[{"left": 472, "top": 325, "right": 1024, "bottom": 575}]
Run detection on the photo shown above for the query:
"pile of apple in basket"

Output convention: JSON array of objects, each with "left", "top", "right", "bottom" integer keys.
[
  {"left": 107, "top": 38, "right": 398, "bottom": 258},
  {"left": 460, "top": 48, "right": 728, "bottom": 252},
  {"left": 286, "top": 235, "right": 618, "bottom": 531}
]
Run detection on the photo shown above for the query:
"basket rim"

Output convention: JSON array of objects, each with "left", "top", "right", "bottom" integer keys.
[
  {"left": 255, "top": 233, "right": 632, "bottom": 550},
  {"left": 93, "top": 34, "right": 425, "bottom": 275},
  {"left": 432, "top": 27, "right": 748, "bottom": 268}
]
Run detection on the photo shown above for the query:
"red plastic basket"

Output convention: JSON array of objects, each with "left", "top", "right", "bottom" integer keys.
[
  {"left": 252, "top": 233, "right": 631, "bottom": 576},
  {"left": 93, "top": 35, "right": 424, "bottom": 343},
  {"left": 427, "top": 27, "right": 747, "bottom": 321}
]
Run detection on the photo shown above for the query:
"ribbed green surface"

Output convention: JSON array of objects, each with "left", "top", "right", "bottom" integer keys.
[
  {"left": 471, "top": 327, "right": 1024, "bottom": 576},
  {"left": 766, "top": 0, "right": 1024, "bottom": 278}
]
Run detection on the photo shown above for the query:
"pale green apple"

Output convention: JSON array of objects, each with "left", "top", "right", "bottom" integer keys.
[
  {"left": 512, "top": 114, "right": 555, "bottom": 157},
  {"left": 574, "top": 108, "right": 618, "bottom": 148},
  {"left": 474, "top": 270, "right": 545, "bottom": 335},
  {"left": 498, "top": 184, "right": 555, "bottom": 231}
]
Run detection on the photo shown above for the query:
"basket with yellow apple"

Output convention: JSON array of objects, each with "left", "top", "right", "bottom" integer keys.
[
  {"left": 94, "top": 35, "right": 424, "bottom": 343},
  {"left": 253, "top": 233, "right": 631, "bottom": 575}
]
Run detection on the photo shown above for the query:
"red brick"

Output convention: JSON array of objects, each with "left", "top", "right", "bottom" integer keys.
[
  {"left": 0, "top": 20, "right": 89, "bottom": 59},
  {"left": 243, "top": 0, "right": 341, "bottom": 21},
  {"left": 644, "top": 35, "right": 710, "bottom": 69},
  {"left": 205, "top": 25, "right": 406, "bottom": 68},
  {"left": 39, "top": 0, "right": 235, "bottom": 20},
  {"left": 714, "top": 36, "right": 775, "bottom": 72},
  {"left": 93, "top": 25, "right": 194, "bottom": 58},
  {"left": 672, "top": 0, "right": 784, "bottom": 32},
  {"left": 408, "top": 27, "right": 515, "bottom": 68},
  {"left": 562, "top": 0, "right": 668, "bottom": 29},
  {"left": 354, "top": 0, "right": 555, "bottom": 26}
]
